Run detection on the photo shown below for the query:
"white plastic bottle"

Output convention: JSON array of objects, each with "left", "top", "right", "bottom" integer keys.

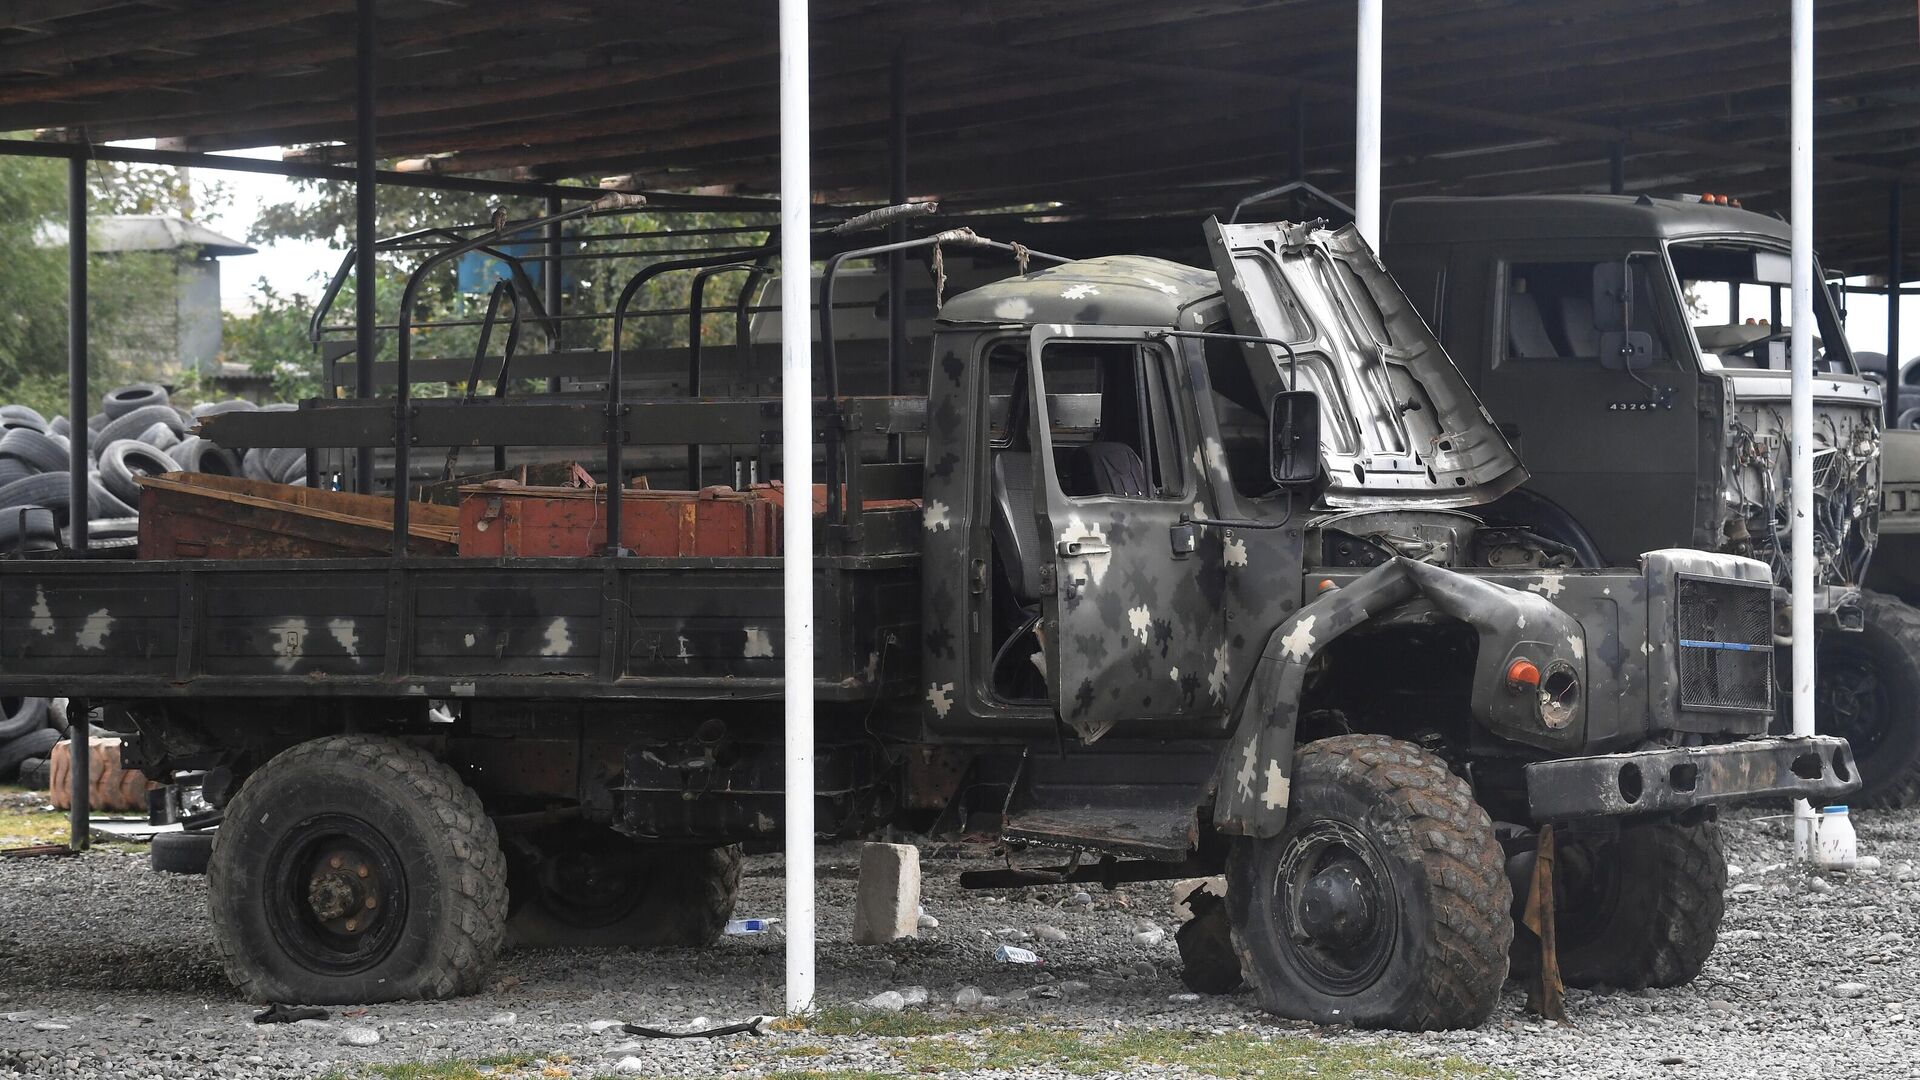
[{"left": 1812, "top": 805, "right": 1858, "bottom": 871}]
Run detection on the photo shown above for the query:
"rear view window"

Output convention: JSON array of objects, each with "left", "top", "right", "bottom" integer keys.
[{"left": 1503, "top": 261, "right": 1667, "bottom": 364}]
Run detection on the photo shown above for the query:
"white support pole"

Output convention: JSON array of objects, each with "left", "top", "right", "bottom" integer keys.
[
  {"left": 1789, "top": 0, "right": 1818, "bottom": 859},
  {"left": 1354, "top": 0, "right": 1383, "bottom": 244},
  {"left": 778, "top": 0, "right": 817, "bottom": 1013}
]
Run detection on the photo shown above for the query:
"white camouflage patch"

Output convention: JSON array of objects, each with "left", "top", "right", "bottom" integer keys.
[
  {"left": 1262, "top": 761, "right": 1290, "bottom": 810},
  {"left": 927, "top": 682, "right": 955, "bottom": 718},
  {"left": 1061, "top": 283, "right": 1099, "bottom": 300},
  {"left": 1223, "top": 536, "right": 1248, "bottom": 568},
  {"left": 1279, "top": 615, "right": 1318, "bottom": 662},
  {"left": 1128, "top": 605, "right": 1152, "bottom": 644},
  {"left": 923, "top": 499, "right": 951, "bottom": 531}
]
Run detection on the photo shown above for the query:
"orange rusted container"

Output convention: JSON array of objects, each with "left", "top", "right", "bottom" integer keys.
[{"left": 457, "top": 481, "right": 782, "bottom": 557}]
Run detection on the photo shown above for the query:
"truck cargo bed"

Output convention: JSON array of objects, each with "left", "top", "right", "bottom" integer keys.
[{"left": 0, "top": 554, "right": 918, "bottom": 702}]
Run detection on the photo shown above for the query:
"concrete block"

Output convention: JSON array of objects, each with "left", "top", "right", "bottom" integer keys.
[{"left": 852, "top": 841, "right": 921, "bottom": 945}]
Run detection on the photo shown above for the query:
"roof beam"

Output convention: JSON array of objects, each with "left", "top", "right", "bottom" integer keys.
[{"left": 0, "top": 0, "right": 352, "bottom": 74}]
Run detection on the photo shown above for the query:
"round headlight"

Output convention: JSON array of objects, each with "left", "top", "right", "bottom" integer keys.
[{"left": 1538, "top": 666, "right": 1579, "bottom": 730}]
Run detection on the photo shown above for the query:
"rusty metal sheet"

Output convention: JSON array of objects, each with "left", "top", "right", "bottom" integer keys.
[{"left": 137, "top": 473, "right": 458, "bottom": 559}]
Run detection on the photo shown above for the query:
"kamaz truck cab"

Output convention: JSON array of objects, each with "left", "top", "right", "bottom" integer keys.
[{"left": 1384, "top": 194, "right": 1919, "bottom": 806}]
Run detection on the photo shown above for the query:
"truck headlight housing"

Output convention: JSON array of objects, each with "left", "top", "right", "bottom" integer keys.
[{"left": 1538, "top": 664, "right": 1579, "bottom": 730}]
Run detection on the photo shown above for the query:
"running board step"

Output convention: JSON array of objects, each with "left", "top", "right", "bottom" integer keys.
[{"left": 1000, "top": 739, "right": 1218, "bottom": 862}]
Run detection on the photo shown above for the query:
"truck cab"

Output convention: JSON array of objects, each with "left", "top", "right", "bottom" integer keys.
[{"left": 1384, "top": 194, "right": 1920, "bottom": 805}]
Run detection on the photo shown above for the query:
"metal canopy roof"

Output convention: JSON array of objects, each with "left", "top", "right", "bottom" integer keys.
[{"left": 0, "top": 0, "right": 1914, "bottom": 272}]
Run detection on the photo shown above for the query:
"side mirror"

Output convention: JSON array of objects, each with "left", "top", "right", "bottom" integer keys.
[
  {"left": 1269, "top": 389, "right": 1321, "bottom": 489},
  {"left": 1599, "top": 330, "right": 1654, "bottom": 371},
  {"left": 1592, "top": 262, "right": 1630, "bottom": 334}
]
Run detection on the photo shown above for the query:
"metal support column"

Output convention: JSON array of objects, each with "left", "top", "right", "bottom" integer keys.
[
  {"left": 1789, "top": 0, "right": 1817, "bottom": 857},
  {"left": 1609, "top": 142, "right": 1625, "bottom": 195},
  {"left": 887, "top": 54, "right": 908, "bottom": 389},
  {"left": 1354, "top": 0, "right": 1382, "bottom": 244},
  {"left": 778, "top": 0, "right": 817, "bottom": 1016},
  {"left": 887, "top": 50, "right": 908, "bottom": 459},
  {"left": 546, "top": 192, "right": 564, "bottom": 395},
  {"left": 353, "top": 0, "right": 378, "bottom": 495},
  {"left": 66, "top": 155, "right": 89, "bottom": 852},
  {"left": 1890, "top": 184, "right": 1903, "bottom": 424}
]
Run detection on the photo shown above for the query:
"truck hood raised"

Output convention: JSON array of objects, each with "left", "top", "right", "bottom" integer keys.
[{"left": 1204, "top": 218, "right": 1527, "bottom": 508}]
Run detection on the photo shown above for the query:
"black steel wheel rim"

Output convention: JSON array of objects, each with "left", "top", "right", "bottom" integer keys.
[
  {"left": 264, "top": 813, "right": 409, "bottom": 976},
  {"left": 535, "top": 843, "right": 648, "bottom": 928},
  {"left": 1269, "top": 818, "right": 1399, "bottom": 995},
  {"left": 1817, "top": 640, "right": 1890, "bottom": 759}
]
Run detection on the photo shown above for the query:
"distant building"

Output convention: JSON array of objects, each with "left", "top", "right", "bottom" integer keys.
[
  {"left": 94, "top": 216, "right": 256, "bottom": 373},
  {"left": 41, "top": 215, "right": 256, "bottom": 376}
]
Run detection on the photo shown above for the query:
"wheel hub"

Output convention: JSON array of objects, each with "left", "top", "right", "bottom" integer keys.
[
  {"left": 305, "top": 847, "right": 384, "bottom": 934},
  {"left": 1296, "top": 860, "right": 1376, "bottom": 948}
]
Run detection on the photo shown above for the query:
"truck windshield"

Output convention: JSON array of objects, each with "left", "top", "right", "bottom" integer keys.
[{"left": 1667, "top": 240, "right": 1855, "bottom": 375}]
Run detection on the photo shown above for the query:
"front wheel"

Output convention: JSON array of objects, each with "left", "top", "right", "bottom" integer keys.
[
  {"left": 207, "top": 735, "right": 509, "bottom": 1004},
  {"left": 1816, "top": 591, "right": 1920, "bottom": 807},
  {"left": 1225, "top": 735, "right": 1512, "bottom": 1031}
]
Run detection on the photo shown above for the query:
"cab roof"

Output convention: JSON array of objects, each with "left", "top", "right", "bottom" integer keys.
[
  {"left": 1387, "top": 194, "right": 1793, "bottom": 247},
  {"left": 937, "top": 254, "right": 1219, "bottom": 328}
]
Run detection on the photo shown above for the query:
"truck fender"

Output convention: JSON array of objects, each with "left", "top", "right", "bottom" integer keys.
[{"left": 1210, "top": 557, "right": 1586, "bottom": 838}]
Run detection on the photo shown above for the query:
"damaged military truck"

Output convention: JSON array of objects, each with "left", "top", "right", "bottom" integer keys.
[
  {"left": 0, "top": 207, "right": 1854, "bottom": 1031},
  {"left": 1385, "top": 193, "right": 1920, "bottom": 806}
]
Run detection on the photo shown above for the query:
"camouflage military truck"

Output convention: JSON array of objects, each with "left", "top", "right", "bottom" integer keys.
[
  {"left": 0, "top": 211, "right": 1854, "bottom": 1031},
  {"left": 1384, "top": 194, "right": 1920, "bottom": 806}
]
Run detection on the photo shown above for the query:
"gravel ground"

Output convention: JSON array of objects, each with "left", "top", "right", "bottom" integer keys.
[{"left": 0, "top": 800, "right": 1913, "bottom": 1080}]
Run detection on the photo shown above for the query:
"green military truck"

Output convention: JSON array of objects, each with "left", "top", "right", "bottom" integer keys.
[
  {"left": 0, "top": 210, "right": 1853, "bottom": 1030},
  {"left": 1384, "top": 194, "right": 1919, "bottom": 805}
]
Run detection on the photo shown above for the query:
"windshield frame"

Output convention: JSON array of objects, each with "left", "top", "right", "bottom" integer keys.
[{"left": 1659, "top": 234, "right": 1858, "bottom": 378}]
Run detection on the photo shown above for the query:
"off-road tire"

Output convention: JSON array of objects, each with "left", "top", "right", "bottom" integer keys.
[
  {"left": 1517, "top": 821, "right": 1725, "bottom": 991},
  {"left": 1226, "top": 734, "right": 1511, "bottom": 1031},
  {"left": 101, "top": 383, "right": 168, "bottom": 420},
  {"left": 505, "top": 835, "right": 741, "bottom": 948},
  {"left": 152, "top": 829, "right": 216, "bottom": 875},
  {"left": 1817, "top": 591, "right": 1920, "bottom": 808},
  {"left": 0, "top": 728, "right": 59, "bottom": 779},
  {"left": 16, "top": 756, "right": 49, "bottom": 792},
  {"left": 1176, "top": 885, "right": 1244, "bottom": 994},
  {"left": 207, "top": 735, "right": 508, "bottom": 1003}
]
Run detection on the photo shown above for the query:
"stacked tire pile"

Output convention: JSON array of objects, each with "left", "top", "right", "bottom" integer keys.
[
  {"left": 0, "top": 697, "right": 66, "bottom": 792},
  {"left": 0, "top": 383, "right": 301, "bottom": 555}
]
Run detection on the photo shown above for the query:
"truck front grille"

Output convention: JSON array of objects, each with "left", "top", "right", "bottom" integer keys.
[{"left": 1676, "top": 575, "right": 1774, "bottom": 713}]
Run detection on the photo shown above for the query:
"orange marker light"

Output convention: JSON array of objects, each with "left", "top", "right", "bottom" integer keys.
[
  {"left": 1506, "top": 658, "right": 1542, "bottom": 687},
  {"left": 1317, "top": 579, "right": 1339, "bottom": 593}
]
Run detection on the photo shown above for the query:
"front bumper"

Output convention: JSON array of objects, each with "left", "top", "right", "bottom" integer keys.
[{"left": 1524, "top": 735, "right": 1857, "bottom": 821}]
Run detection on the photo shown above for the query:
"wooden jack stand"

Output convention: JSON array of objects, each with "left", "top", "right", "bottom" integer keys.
[{"left": 1523, "top": 823, "right": 1567, "bottom": 1022}]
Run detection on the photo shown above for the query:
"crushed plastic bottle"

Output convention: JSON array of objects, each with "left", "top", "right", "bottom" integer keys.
[
  {"left": 1813, "top": 805, "right": 1858, "bottom": 871},
  {"left": 994, "top": 944, "right": 1040, "bottom": 964},
  {"left": 725, "top": 918, "right": 778, "bottom": 935}
]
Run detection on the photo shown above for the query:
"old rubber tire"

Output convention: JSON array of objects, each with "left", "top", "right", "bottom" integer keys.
[
  {"left": 152, "top": 830, "right": 216, "bottom": 875},
  {"left": 1816, "top": 591, "right": 1920, "bottom": 808},
  {"left": 170, "top": 436, "right": 243, "bottom": 477},
  {"left": 0, "top": 728, "right": 59, "bottom": 780},
  {"left": 0, "top": 428, "right": 67, "bottom": 474},
  {"left": 1176, "top": 884, "right": 1244, "bottom": 995},
  {"left": 207, "top": 735, "right": 508, "bottom": 1004},
  {"left": 1225, "top": 734, "right": 1511, "bottom": 1031},
  {"left": 95, "top": 404, "right": 183, "bottom": 451},
  {"left": 16, "top": 756, "right": 49, "bottom": 793},
  {"left": 1527, "top": 821, "right": 1726, "bottom": 991},
  {"left": 102, "top": 383, "right": 169, "bottom": 419},
  {"left": 504, "top": 831, "right": 741, "bottom": 948},
  {"left": 0, "top": 697, "right": 48, "bottom": 741},
  {"left": 98, "top": 440, "right": 175, "bottom": 505}
]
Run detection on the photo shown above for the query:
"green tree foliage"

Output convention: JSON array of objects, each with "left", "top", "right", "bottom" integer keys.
[{"left": 0, "top": 150, "right": 211, "bottom": 419}]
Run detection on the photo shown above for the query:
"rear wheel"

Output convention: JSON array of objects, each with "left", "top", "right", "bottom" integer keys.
[
  {"left": 207, "top": 735, "right": 508, "bottom": 1003},
  {"left": 1514, "top": 820, "right": 1725, "bottom": 990},
  {"left": 504, "top": 827, "right": 741, "bottom": 948},
  {"left": 1816, "top": 591, "right": 1920, "bottom": 807},
  {"left": 1225, "top": 735, "right": 1511, "bottom": 1030}
]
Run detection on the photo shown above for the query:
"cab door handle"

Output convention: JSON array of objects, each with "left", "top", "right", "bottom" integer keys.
[{"left": 1058, "top": 538, "right": 1110, "bottom": 557}]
